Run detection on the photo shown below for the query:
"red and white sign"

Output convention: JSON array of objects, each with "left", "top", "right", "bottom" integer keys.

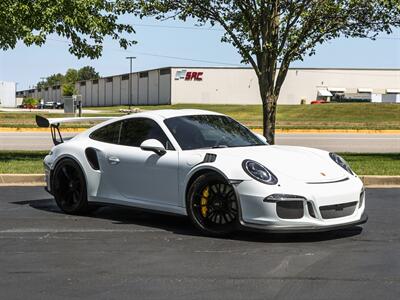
[{"left": 175, "top": 70, "right": 203, "bottom": 81}]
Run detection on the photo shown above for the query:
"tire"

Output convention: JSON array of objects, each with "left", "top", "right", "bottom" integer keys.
[
  {"left": 52, "top": 158, "right": 89, "bottom": 214},
  {"left": 187, "top": 172, "right": 239, "bottom": 236}
]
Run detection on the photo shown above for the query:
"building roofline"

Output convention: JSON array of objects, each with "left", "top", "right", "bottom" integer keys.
[
  {"left": 166, "top": 66, "right": 400, "bottom": 71},
  {"left": 17, "top": 66, "right": 400, "bottom": 92},
  {"left": 71, "top": 66, "right": 400, "bottom": 84}
]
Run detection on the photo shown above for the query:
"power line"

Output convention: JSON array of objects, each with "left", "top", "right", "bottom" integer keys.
[
  {"left": 131, "top": 23, "right": 222, "bottom": 31},
  {"left": 46, "top": 37, "right": 242, "bottom": 66},
  {"left": 132, "top": 23, "right": 400, "bottom": 40}
]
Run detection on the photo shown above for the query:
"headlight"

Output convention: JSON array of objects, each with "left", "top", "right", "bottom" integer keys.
[
  {"left": 329, "top": 153, "right": 354, "bottom": 175},
  {"left": 242, "top": 159, "right": 278, "bottom": 185}
]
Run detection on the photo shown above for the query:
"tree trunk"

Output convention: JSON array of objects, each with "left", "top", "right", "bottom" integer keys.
[
  {"left": 262, "top": 95, "right": 278, "bottom": 144},
  {"left": 258, "top": 76, "right": 278, "bottom": 144}
]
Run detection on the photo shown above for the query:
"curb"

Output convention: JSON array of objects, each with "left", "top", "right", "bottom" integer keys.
[
  {"left": 0, "top": 174, "right": 45, "bottom": 185},
  {"left": 0, "top": 174, "right": 399, "bottom": 187},
  {"left": 1, "top": 127, "right": 400, "bottom": 134},
  {"left": 359, "top": 176, "right": 400, "bottom": 187}
]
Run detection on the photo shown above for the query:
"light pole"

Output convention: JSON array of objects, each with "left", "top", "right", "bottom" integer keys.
[{"left": 126, "top": 56, "right": 136, "bottom": 110}]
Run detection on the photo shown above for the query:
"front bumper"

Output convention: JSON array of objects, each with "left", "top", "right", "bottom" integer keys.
[
  {"left": 234, "top": 176, "right": 367, "bottom": 233},
  {"left": 240, "top": 213, "right": 368, "bottom": 233}
]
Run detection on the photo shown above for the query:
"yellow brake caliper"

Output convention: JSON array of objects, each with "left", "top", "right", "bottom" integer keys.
[{"left": 200, "top": 186, "right": 209, "bottom": 217}]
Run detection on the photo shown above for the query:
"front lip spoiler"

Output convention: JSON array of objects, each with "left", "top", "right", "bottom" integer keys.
[{"left": 239, "top": 213, "right": 368, "bottom": 233}]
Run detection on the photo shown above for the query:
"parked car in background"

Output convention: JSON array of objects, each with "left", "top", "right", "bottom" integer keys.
[
  {"left": 44, "top": 101, "right": 64, "bottom": 109},
  {"left": 311, "top": 99, "right": 328, "bottom": 104}
]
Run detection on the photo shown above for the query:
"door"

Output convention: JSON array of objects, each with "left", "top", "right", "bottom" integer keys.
[{"left": 101, "top": 118, "right": 180, "bottom": 208}]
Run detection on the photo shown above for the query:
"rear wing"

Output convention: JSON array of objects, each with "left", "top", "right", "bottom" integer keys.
[{"left": 36, "top": 115, "right": 117, "bottom": 145}]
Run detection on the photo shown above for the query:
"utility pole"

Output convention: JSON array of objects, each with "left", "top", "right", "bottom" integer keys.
[{"left": 126, "top": 56, "right": 136, "bottom": 110}]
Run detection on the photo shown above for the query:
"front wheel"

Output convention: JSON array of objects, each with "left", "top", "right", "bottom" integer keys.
[
  {"left": 187, "top": 173, "right": 239, "bottom": 236},
  {"left": 52, "top": 158, "right": 89, "bottom": 214}
]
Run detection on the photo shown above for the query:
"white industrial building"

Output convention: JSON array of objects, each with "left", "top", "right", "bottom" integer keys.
[
  {"left": 0, "top": 81, "right": 17, "bottom": 107},
  {"left": 16, "top": 67, "right": 400, "bottom": 106}
]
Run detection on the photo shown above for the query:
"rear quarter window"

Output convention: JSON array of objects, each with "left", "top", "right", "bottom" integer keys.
[{"left": 89, "top": 121, "right": 122, "bottom": 144}]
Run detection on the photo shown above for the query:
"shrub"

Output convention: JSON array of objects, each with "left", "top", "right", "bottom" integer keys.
[
  {"left": 63, "top": 84, "right": 76, "bottom": 96},
  {"left": 22, "top": 97, "right": 39, "bottom": 106}
]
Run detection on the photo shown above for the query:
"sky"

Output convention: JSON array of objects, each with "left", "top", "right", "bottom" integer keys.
[{"left": 1, "top": 16, "right": 400, "bottom": 90}]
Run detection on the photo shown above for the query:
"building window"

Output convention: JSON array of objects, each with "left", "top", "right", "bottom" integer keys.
[
  {"left": 160, "top": 68, "right": 171, "bottom": 76},
  {"left": 80, "top": 82, "right": 86, "bottom": 86},
  {"left": 139, "top": 72, "right": 148, "bottom": 78},
  {"left": 45, "top": 87, "right": 48, "bottom": 91},
  {"left": 121, "top": 74, "right": 129, "bottom": 80},
  {"left": 106, "top": 77, "right": 113, "bottom": 83},
  {"left": 92, "top": 79, "right": 99, "bottom": 84}
]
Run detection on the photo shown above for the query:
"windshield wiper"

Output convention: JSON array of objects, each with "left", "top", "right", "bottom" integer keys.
[{"left": 212, "top": 145, "right": 228, "bottom": 148}]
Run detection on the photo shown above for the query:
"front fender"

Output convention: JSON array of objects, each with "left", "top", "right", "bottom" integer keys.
[{"left": 180, "top": 157, "right": 252, "bottom": 208}]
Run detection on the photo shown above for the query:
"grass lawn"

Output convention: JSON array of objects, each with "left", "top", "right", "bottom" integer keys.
[
  {"left": 1, "top": 103, "right": 400, "bottom": 130},
  {"left": 89, "top": 103, "right": 400, "bottom": 130},
  {"left": 0, "top": 151, "right": 48, "bottom": 174},
  {"left": 0, "top": 151, "right": 398, "bottom": 175}
]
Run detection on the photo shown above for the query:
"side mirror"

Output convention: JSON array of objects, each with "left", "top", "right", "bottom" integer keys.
[
  {"left": 255, "top": 133, "right": 268, "bottom": 144},
  {"left": 140, "top": 139, "right": 166, "bottom": 155}
]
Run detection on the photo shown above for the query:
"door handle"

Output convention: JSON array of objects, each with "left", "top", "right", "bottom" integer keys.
[{"left": 107, "top": 156, "right": 120, "bottom": 165}]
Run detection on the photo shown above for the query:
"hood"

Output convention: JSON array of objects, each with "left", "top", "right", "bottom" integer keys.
[{"left": 201, "top": 145, "right": 348, "bottom": 183}]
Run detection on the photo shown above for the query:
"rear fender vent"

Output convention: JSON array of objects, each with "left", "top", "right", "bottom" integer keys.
[
  {"left": 85, "top": 148, "right": 100, "bottom": 170},
  {"left": 203, "top": 153, "right": 217, "bottom": 163}
]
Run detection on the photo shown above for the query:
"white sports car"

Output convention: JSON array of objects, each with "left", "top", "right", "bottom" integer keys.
[{"left": 37, "top": 109, "right": 367, "bottom": 236}]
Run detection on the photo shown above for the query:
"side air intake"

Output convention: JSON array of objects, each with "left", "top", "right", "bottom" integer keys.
[
  {"left": 85, "top": 148, "right": 100, "bottom": 170},
  {"left": 203, "top": 153, "right": 217, "bottom": 163}
]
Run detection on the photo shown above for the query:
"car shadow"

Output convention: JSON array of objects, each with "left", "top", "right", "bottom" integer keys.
[{"left": 11, "top": 198, "right": 363, "bottom": 243}]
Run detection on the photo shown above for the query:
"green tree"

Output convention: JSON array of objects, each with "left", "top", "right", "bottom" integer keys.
[
  {"left": 37, "top": 73, "right": 65, "bottom": 89},
  {"left": 77, "top": 66, "right": 100, "bottom": 81},
  {"left": 37, "top": 66, "right": 100, "bottom": 88},
  {"left": 0, "top": 0, "right": 135, "bottom": 59},
  {"left": 64, "top": 69, "right": 79, "bottom": 84},
  {"left": 62, "top": 84, "right": 76, "bottom": 96},
  {"left": 137, "top": 0, "right": 400, "bottom": 143}
]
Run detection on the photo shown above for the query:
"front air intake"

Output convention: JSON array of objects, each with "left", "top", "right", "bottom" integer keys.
[
  {"left": 276, "top": 201, "right": 304, "bottom": 219},
  {"left": 319, "top": 201, "right": 357, "bottom": 219}
]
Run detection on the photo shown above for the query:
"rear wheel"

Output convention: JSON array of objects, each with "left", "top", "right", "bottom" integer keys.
[
  {"left": 52, "top": 158, "right": 88, "bottom": 214},
  {"left": 187, "top": 173, "right": 239, "bottom": 236}
]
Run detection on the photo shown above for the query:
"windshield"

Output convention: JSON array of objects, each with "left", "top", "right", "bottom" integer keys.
[{"left": 164, "top": 115, "right": 267, "bottom": 150}]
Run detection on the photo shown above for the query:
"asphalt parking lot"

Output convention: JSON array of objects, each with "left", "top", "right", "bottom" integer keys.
[{"left": 0, "top": 187, "right": 399, "bottom": 299}]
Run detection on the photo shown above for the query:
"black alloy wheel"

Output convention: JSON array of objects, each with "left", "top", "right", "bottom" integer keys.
[
  {"left": 187, "top": 173, "right": 239, "bottom": 236},
  {"left": 52, "top": 158, "right": 88, "bottom": 214}
]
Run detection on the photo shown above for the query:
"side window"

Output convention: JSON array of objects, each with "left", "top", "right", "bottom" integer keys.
[
  {"left": 119, "top": 118, "right": 174, "bottom": 150},
  {"left": 89, "top": 121, "right": 122, "bottom": 144}
]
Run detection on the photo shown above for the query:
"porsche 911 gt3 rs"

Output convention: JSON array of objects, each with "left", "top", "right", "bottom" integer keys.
[{"left": 37, "top": 109, "right": 367, "bottom": 236}]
